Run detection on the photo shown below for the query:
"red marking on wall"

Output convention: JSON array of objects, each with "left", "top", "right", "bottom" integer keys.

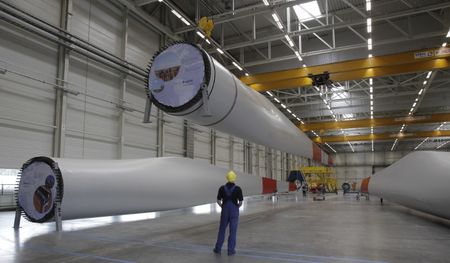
[
  {"left": 328, "top": 155, "right": 333, "bottom": 166},
  {"left": 262, "top": 177, "right": 277, "bottom": 194},
  {"left": 360, "top": 177, "right": 371, "bottom": 193},
  {"left": 312, "top": 144, "right": 322, "bottom": 162},
  {"left": 289, "top": 182, "right": 297, "bottom": 192}
]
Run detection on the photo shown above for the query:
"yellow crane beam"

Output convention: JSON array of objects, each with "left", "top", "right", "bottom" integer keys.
[
  {"left": 240, "top": 47, "right": 450, "bottom": 92},
  {"left": 312, "top": 130, "right": 450, "bottom": 143},
  {"left": 300, "top": 113, "right": 450, "bottom": 132}
]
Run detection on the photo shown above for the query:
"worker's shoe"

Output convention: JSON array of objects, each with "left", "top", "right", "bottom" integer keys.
[
  {"left": 228, "top": 250, "right": 236, "bottom": 256},
  {"left": 213, "top": 248, "right": 221, "bottom": 255}
]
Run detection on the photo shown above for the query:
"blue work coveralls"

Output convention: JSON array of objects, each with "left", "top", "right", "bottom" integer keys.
[{"left": 214, "top": 185, "right": 239, "bottom": 254}]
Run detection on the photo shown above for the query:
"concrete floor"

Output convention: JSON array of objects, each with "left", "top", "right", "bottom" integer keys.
[{"left": 1, "top": 193, "right": 450, "bottom": 263}]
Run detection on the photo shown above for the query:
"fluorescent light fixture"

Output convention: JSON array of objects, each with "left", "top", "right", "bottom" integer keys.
[
  {"left": 281, "top": 103, "right": 287, "bottom": 109},
  {"left": 292, "top": 114, "right": 297, "bottom": 118},
  {"left": 412, "top": 102, "right": 417, "bottom": 107},
  {"left": 216, "top": 48, "right": 224, "bottom": 54},
  {"left": 180, "top": 17, "right": 190, "bottom": 26},
  {"left": 370, "top": 106, "right": 373, "bottom": 111},
  {"left": 245, "top": 73, "right": 249, "bottom": 77},
  {"left": 418, "top": 88, "right": 423, "bottom": 95},
  {"left": 285, "top": 35, "right": 294, "bottom": 47},
  {"left": 296, "top": 117, "right": 300, "bottom": 121},
  {"left": 326, "top": 105, "right": 331, "bottom": 109},
  {"left": 369, "top": 78, "right": 373, "bottom": 85},
  {"left": 414, "top": 137, "right": 429, "bottom": 150},
  {"left": 293, "top": 1, "right": 321, "bottom": 22},
  {"left": 294, "top": 51, "right": 300, "bottom": 56},
  {"left": 391, "top": 138, "right": 398, "bottom": 151},
  {"left": 370, "top": 94, "right": 373, "bottom": 99},
  {"left": 196, "top": 31, "right": 205, "bottom": 39},
  {"left": 368, "top": 54, "right": 373, "bottom": 58},
  {"left": 171, "top": 10, "right": 181, "bottom": 18},
  {"left": 158, "top": 0, "right": 163, "bottom": 2},
  {"left": 301, "top": 121, "right": 305, "bottom": 124},
  {"left": 447, "top": 28, "right": 450, "bottom": 38},
  {"left": 232, "top": 61, "right": 243, "bottom": 71},
  {"left": 287, "top": 109, "right": 292, "bottom": 113},
  {"left": 302, "top": 64, "right": 307, "bottom": 67},
  {"left": 319, "top": 92, "right": 323, "bottom": 96},
  {"left": 370, "top": 86, "right": 373, "bottom": 93},
  {"left": 436, "top": 141, "right": 450, "bottom": 149},
  {"left": 366, "top": 0, "right": 371, "bottom": 11},
  {"left": 276, "top": 21, "right": 284, "bottom": 29},
  {"left": 272, "top": 13, "right": 279, "bottom": 22},
  {"left": 426, "top": 71, "right": 432, "bottom": 79},
  {"left": 348, "top": 141, "right": 355, "bottom": 152},
  {"left": 262, "top": 0, "right": 269, "bottom": 6},
  {"left": 266, "top": 91, "right": 273, "bottom": 97},
  {"left": 370, "top": 101, "right": 373, "bottom": 105},
  {"left": 423, "top": 80, "right": 427, "bottom": 85},
  {"left": 323, "top": 99, "right": 327, "bottom": 103},
  {"left": 368, "top": 38, "right": 372, "bottom": 50},
  {"left": 274, "top": 97, "right": 280, "bottom": 103},
  {"left": 205, "top": 38, "right": 210, "bottom": 44},
  {"left": 325, "top": 142, "right": 337, "bottom": 153},
  {"left": 367, "top": 18, "right": 372, "bottom": 33},
  {"left": 443, "top": 42, "right": 448, "bottom": 47}
]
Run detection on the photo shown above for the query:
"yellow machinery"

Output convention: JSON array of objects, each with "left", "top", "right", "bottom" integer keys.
[{"left": 300, "top": 166, "right": 337, "bottom": 193}]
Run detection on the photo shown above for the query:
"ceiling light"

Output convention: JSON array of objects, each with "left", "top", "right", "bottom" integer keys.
[
  {"left": 171, "top": 10, "right": 181, "bottom": 18},
  {"left": 412, "top": 102, "right": 417, "bottom": 107},
  {"left": 245, "top": 73, "right": 249, "bottom": 77},
  {"left": 418, "top": 88, "right": 423, "bottom": 95},
  {"left": 369, "top": 78, "right": 373, "bottom": 85},
  {"left": 196, "top": 31, "right": 205, "bottom": 39},
  {"left": 292, "top": 114, "right": 297, "bottom": 118},
  {"left": 281, "top": 103, "right": 287, "bottom": 109},
  {"left": 423, "top": 80, "right": 427, "bottom": 85},
  {"left": 391, "top": 138, "right": 398, "bottom": 151},
  {"left": 205, "top": 39, "right": 210, "bottom": 44},
  {"left": 180, "top": 17, "right": 190, "bottom": 26},
  {"left": 274, "top": 97, "right": 280, "bottom": 103},
  {"left": 287, "top": 109, "right": 292, "bottom": 113},
  {"left": 370, "top": 101, "right": 373, "bottom": 105},
  {"left": 368, "top": 54, "right": 373, "bottom": 58},
  {"left": 326, "top": 105, "right": 331, "bottom": 109},
  {"left": 446, "top": 28, "right": 450, "bottom": 38},
  {"left": 262, "top": 0, "right": 269, "bottom": 6},
  {"left": 370, "top": 94, "right": 373, "bottom": 99},
  {"left": 367, "top": 18, "right": 372, "bottom": 33},
  {"left": 366, "top": 0, "right": 371, "bottom": 11},
  {"left": 272, "top": 13, "right": 280, "bottom": 22},
  {"left": 323, "top": 99, "right": 327, "bottom": 103},
  {"left": 216, "top": 48, "right": 224, "bottom": 54},
  {"left": 319, "top": 92, "right": 323, "bottom": 96},
  {"left": 443, "top": 42, "right": 448, "bottom": 47},
  {"left": 370, "top": 86, "right": 373, "bottom": 93},
  {"left": 302, "top": 64, "right": 307, "bottom": 67},
  {"left": 266, "top": 91, "right": 273, "bottom": 96},
  {"left": 296, "top": 117, "right": 300, "bottom": 121},
  {"left": 293, "top": 1, "right": 321, "bottom": 22},
  {"left": 158, "top": 0, "right": 163, "bottom": 2},
  {"left": 437, "top": 141, "right": 450, "bottom": 149},
  {"left": 232, "top": 61, "right": 243, "bottom": 71},
  {"left": 301, "top": 120, "right": 305, "bottom": 124},
  {"left": 426, "top": 71, "right": 432, "bottom": 79},
  {"left": 370, "top": 106, "right": 373, "bottom": 111}
]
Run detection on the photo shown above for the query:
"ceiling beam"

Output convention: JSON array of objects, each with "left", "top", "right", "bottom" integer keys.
[
  {"left": 215, "top": 2, "right": 450, "bottom": 52},
  {"left": 300, "top": 113, "right": 450, "bottom": 132},
  {"left": 312, "top": 130, "right": 450, "bottom": 143},
  {"left": 241, "top": 47, "right": 450, "bottom": 91}
]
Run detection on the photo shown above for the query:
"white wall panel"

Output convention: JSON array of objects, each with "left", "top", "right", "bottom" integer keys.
[
  {"left": 4, "top": 0, "right": 61, "bottom": 26},
  {"left": 193, "top": 124, "right": 211, "bottom": 162},
  {"left": 71, "top": 0, "right": 122, "bottom": 55},
  {"left": 233, "top": 138, "right": 244, "bottom": 172},
  {"left": 216, "top": 132, "right": 230, "bottom": 169},
  {"left": 0, "top": 14, "right": 58, "bottom": 168},
  {"left": 163, "top": 114, "right": 184, "bottom": 157},
  {"left": 127, "top": 17, "right": 160, "bottom": 68}
]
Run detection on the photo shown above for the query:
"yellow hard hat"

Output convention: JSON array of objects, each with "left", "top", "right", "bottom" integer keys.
[{"left": 226, "top": 170, "right": 237, "bottom": 182}]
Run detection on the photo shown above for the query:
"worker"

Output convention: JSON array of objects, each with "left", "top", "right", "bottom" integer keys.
[
  {"left": 213, "top": 170, "right": 243, "bottom": 256},
  {"left": 33, "top": 175, "right": 55, "bottom": 213},
  {"left": 301, "top": 183, "right": 308, "bottom": 197}
]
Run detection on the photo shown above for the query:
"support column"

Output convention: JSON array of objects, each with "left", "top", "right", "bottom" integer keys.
[
  {"left": 265, "top": 146, "right": 273, "bottom": 179},
  {"left": 229, "top": 136, "right": 234, "bottom": 170},
  {"left": 210, "top": 130, "right": 216, "bottom": 165},
  {"left": 118, "top": 8, "right": 129, "bottom": 159},
  {"left": 184, "top": 120, "right": 194, "bottom": 158},
  {"left": 156, "top": 110, "right": 164, "bottom": 157},
  {"left": 53, "top": 0, "right": 72, "bottom": 157}
]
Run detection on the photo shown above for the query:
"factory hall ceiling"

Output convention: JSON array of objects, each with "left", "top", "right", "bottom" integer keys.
[{"left": 133, "top": 0, "right": 450, "bottom": 153}]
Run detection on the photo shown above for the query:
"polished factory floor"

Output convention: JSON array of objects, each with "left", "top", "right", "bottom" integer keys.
[{"left": 1, "top": 193, "right": 450, "bottom": 263}]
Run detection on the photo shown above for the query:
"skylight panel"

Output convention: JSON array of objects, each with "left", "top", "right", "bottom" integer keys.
[{"left": 293, "top": 1, "right": 321, "bottom": 22}]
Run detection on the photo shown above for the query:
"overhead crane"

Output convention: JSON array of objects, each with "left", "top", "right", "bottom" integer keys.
[
  {"left": 241, "top": 47, "right": 450, "bottom": 92},
  {"left": 300, "top": 113, "right": 450, "bottom": 132}
]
